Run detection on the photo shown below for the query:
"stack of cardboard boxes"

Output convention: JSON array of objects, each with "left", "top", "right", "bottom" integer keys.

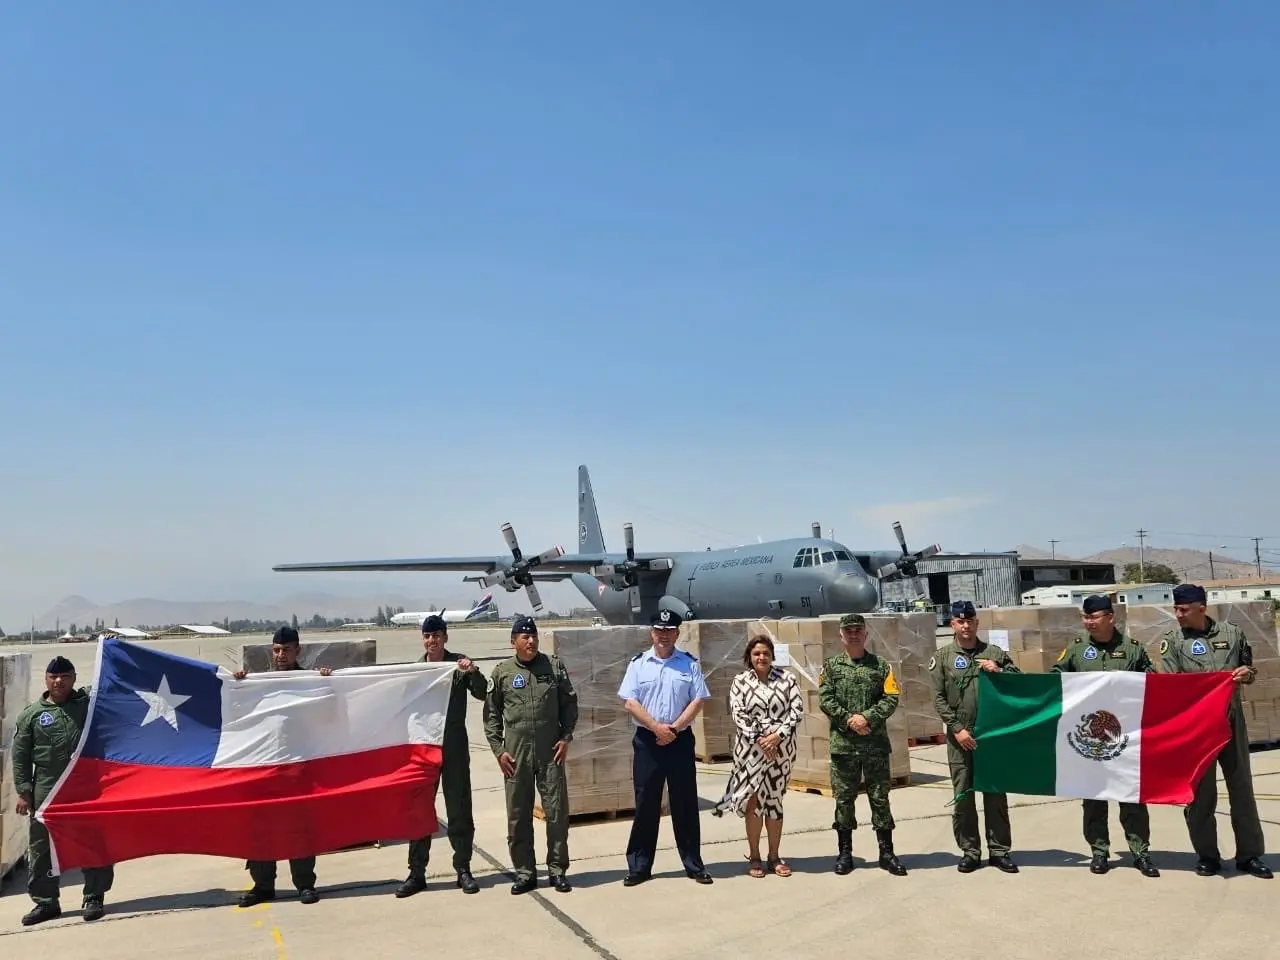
[
  {"left": 979, "top": 600, "right": 1280, "bottom": 745},
  {"left": 1, "top": 653, "right": 33, "bottom": 881},
  {"left": 542, "top": 625, "right": 666, "bottom": 820}
]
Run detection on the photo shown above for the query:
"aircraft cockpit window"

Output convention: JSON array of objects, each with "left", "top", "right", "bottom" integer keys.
[
  {"left": 834, "top": 550, "right": 853, "bottom": 562},
  {"left": 822, "top": 551, "right": 836, "bottom": 564}
]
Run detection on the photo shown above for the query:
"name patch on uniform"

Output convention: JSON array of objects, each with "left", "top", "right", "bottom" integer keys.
[
  {"left": 1109, "top": 650, "right": 1126, "bottom": 659},
  {"left": 954, "top": 655, "right": 969, "bottom": 670},
  {"left": 512, "top": 675, "right": 526, "bottom": 689},
  {"left": 37, "top": 712, "right": 54, "bottom": 726},
  {"left": 1083, "top": 646, "right": 1098, "bottom": 660},
  {"left": 1211, "top": 640, "right": 1229, "bottom": 651},
  {"left": 1190, "top": 640, "right": 1208, "bottom": 656}
]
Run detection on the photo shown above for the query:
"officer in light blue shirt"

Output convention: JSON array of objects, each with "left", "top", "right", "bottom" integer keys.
[{"left": 616, "top": 608, "right": 713, "bottom": 886}]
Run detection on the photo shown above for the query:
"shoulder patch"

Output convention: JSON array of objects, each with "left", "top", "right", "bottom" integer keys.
[
  {"left": 883, "top": 669, "right": 901, "bottom": 696},
  {"left": 485, "top": 674, "right": 496, "bottom": 694},
  {"left": 928, "top": 655, "right": 937, "bottom": 671},
  {"left": 1159, "top": 638, "right": 1168, "bottom": 655},
  {"left": 1056, "top": 648, "right": 1067, "bottom": 662}
]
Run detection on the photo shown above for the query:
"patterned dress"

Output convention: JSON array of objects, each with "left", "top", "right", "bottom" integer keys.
[{"left": 713, "top": 667, "right": 805, "bottom": 820}]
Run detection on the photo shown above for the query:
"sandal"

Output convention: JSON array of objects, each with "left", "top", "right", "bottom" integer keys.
[
  {"left": 747, "top": 856, "right": 766, "bottom": 878},
  {"left": 768, "top": 857, "right": 792, "bottom": 877}
]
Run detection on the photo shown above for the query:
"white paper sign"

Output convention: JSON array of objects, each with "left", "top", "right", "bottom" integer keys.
[
  {"left": 772, "top": 643, "right": 792, "bottom": 667},
  {"left": 986, "top": 629, "right": 1010, "bottom": 651}
]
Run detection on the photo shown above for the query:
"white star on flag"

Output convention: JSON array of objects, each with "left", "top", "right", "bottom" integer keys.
[{"left": 135, "top": 674, "right": 192, "bottom": 731}]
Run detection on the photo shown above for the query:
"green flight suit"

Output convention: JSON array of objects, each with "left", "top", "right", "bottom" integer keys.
[
  {"left": 818, "top": 651, "right": 900, "bottom": 832},
  {"left": 1051, "top": 630, "right": 1154, "bottom": 858},
  {"left": 245, "top": 661, "right": 316, "bottom": 893},
  {"left": 483, "top": 652, "right": 579, "bottom": 882},
  {"left": 11, "top": 689, "right": 115, "bottom": 906},
  {"left": 407, "top": 649, "right": 487, "bottom": 875},
  {"left": 1160, "top": 618, "right": 1266, "bottom": 863},
  {"left": 930, "top": 640, "right": 1020, "bottom": 858}
]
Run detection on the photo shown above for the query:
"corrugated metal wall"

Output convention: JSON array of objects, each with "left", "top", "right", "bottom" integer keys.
[{"left": 878, "top": 554, "right": 1023, "bottom": 609}]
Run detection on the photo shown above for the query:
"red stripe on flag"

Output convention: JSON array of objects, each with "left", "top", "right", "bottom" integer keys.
[
  {"left": 1138, "top": 673, "right": 1235, "bottom": 804},
  {"left": 42, "top": 743, "right": 443, "bottom": 870}
]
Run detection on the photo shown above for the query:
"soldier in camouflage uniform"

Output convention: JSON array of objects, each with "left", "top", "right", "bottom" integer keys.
[
  {"left": 929, "top": 600, "right": 1020, "bottom": 874},
  {"left": 1160, "top": 583, "right": 1271, "bottom": 879},
  {"left": 818, "top": 613, "right": 907, "bottom": 876},
  {"left": 483, "top": 615, "right": 579, "bottom": 895},
  {"left": 11, "top": 656, "right": 115, "bottom": 926},
  {"left": 1051, "top": 595, "right": 1159, "bottom": 877}
]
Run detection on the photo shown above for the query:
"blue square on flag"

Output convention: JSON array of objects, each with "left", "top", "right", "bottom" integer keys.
[{"left": 80, "top": 639, "right": 224, "bottom": 767}]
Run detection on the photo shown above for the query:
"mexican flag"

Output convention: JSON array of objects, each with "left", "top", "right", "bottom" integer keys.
[{"left": 972, "top": 671, "right": 1235, "bottom": 804}]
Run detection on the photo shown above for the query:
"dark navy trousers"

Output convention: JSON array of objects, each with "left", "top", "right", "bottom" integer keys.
[{"left": 626, "top": 727, "right": 704, "bottom": 876}]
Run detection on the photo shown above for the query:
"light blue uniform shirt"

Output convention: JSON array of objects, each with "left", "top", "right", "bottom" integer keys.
[{"left": 617, "top": 648, "right": 711, "bottom": 726}]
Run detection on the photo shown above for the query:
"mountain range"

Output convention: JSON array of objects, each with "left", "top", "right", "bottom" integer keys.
[{"left": 1015, "top": 544, "right": 1273, "bottom": 582}]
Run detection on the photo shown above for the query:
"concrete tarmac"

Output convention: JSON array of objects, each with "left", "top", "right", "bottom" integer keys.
[{"left": 2, "top": 630, "right": 1278, "bottom": 957}]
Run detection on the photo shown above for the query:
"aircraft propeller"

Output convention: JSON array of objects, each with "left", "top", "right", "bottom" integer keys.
[
  {"left": 475, "top": 522, "right": 565, "bottom": 613},
  {"left": 876, "top": 521, "right": 941, "bottom": 581}
]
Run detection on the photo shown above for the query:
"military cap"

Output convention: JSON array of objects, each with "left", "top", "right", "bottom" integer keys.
[
  {"left": 46, "top": 656, "right": 75, "bottom": 675},
  {"left": 839, "top": 613, "right": 866, "bottom": 628},
  {"left": 1081, "top": 594, "right": 1113, "bottom": 614},
  {"left": 272, "top": 625, "right": 300, "bottom": 645},
  {"left": 421, "top": 614, "right": 448, "bottom": 634},
  {"left": 950, "top": 600, "right": 977, "bottom": 620},
  {"left": 652, "top": 608, "right": 682, "bottom": 630},
  {"left": 511, "top": 614, "right": 538, "bottom": 636},
  {"left": 1173, "top": 583, "right": 1207, "bottom": 604}
]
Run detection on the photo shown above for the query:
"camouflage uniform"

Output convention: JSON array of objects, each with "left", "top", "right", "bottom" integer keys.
[
  {"left": 929, "top": 639, "right": 1019, "bottom": 867},
  {"left": 818, "top": 647, "right": 906, "bottom": 875},
  {"left": 1052, "top": 629, "right": 1157, "bottom": 874},
  {"left": 483, "top": 652, "right": 579, "bottom": 887},
  {"left": 1160, "top": 618, "right": 1270, "bottom": 877},
  {"left": 11, "top": 689, "right": 115, "bottom": 919}
]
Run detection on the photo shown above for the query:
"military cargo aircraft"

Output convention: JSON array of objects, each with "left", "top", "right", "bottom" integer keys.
[{"left": 272, "top": 465, "right": 939, "bottom": 625}]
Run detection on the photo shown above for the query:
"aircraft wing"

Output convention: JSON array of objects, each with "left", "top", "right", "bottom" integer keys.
[{"left": 272, "top": 552, "right": 645, "bottom": 575}]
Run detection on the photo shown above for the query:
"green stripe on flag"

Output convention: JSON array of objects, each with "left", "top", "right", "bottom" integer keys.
[{"left": 972, "top": 672, "right": 1062, "bottom": 796}]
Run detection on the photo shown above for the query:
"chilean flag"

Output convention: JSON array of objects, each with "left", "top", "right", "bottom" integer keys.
[{"left": 38, "top": 639, "right": 452, "bottom": 873}]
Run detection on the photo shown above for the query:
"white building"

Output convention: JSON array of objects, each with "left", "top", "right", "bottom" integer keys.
[
  {"left": 1202, "top": 579, "right": 1280, "bottom": 603},
  {"left": 1020, "top": 583, "right": 1177, "bottom": 607}
]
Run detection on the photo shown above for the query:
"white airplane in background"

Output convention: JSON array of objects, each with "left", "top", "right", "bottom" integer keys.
[{"left": 388, "top": 592, "right": 497, "bottom": 627}]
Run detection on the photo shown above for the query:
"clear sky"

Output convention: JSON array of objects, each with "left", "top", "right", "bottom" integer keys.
[{"left": 3, "top": 3, "right": 1279, "bottom": 626}]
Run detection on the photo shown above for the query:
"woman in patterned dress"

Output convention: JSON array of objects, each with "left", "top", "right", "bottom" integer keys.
[{"left": 712, "top": 634, "right": 805, "bottom": 877}]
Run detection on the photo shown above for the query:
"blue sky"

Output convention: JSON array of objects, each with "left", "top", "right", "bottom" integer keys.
[{"left": 3, "top": 3, "right": 1279, "bottom": 626}]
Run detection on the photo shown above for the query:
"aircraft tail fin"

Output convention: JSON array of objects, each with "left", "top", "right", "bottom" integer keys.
[
  {"left": 465, "top": 593, "right": 495, "bottom": 620},
  {"left": 577, "top": 464, "right": 606, "bottom": 553}
]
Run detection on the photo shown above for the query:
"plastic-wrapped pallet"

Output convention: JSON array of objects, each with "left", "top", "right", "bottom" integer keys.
[
  {"left": 680, "top": 619, "right": 758, "bottom": 762},
  {"left": 1117, "top": 600, "right": 1279, "bottom": 745},
  {"left": 977, "top": 605, "right": 1085, "bottom": 673},
  {"left": 1, "top": 653, "right": 33, "bottom": 880},
  {"left": 542, "top": 625, "right": 668, "bottom": 820},
  {"left": 764, "top": 618, "right": 913, "bottom": 793},
  {"left": 240, "top": 638, "right": 377, "bottom": 673}
]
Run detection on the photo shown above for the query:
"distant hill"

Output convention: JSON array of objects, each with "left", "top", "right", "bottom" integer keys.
[
  {"left": 36, "top": 592, "right": 460, "bottom": 632},
  {"left": 1016, "top": 544, "right": 1273, "bottom": 583}
]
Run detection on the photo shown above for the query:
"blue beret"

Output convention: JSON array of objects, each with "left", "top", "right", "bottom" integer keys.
[
  {"left": 950, "top": 601, "right": 976, "bottom": 619},
  {"left": 1081, "top": 595, "right": 1113, "bottom": 614},
  {"left": 511, "top": 615, "right": 538, "bottom": 636},
  {"left": 1173, "top": 583, "right": 1206, "bottom": 604}
]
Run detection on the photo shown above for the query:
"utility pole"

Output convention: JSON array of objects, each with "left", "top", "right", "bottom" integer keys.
[
  {"left": 1252, "top": 537, "right": 1263, "bottom": 579},
  {"left": 1209, "top": 551, "right": 1216, "bottom": 580},
  {"left": 1049, "top": 539, "right": 1059, "bottom": 559},
  {"left": 1135, "top": 529, "right": 1147, "bottom": 583}
]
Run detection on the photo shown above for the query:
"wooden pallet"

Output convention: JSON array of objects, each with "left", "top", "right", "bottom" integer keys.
[
  {"left": 695, "top": 751, "right": 732, "bottom": 764},
  {"left": 534, "top": 805, "right": 642, "bottom": 825},
  {"left": 907, "top": 734, "right": 947, "bottom": 747},
  {"left": 787, "top": 773, "right": 913, "bottom": 798}
]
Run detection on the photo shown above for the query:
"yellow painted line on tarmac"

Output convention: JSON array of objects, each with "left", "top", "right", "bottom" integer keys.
[{"left": 236, "top": 891, "right": 287, "bottom": 959}]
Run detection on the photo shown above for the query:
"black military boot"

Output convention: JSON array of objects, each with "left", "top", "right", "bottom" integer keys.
[
  {"left": 238, "top": 887, "right": 275, "bottom": 907},
  {"left": 395, "top": 873, "right": 427, "bottom": 898},
  {"left": 82, "top": 897, "right": 105, "bottom": 922},
  {"left": 876, "top": 829, "right": 907, "bottom": 876},
  {"left": 988, "top": 854, "right": 1019, "bottom": 874},
  {"left": 1133, "top": 855, "right": 1159, "bottom": 878},
  {"left": 21, "top": 902, "right": 61, "bottom": 926},
  {"left": 1089, "top": 854, "right": 1110, "bottom": 875},
  {"left": 833, "top": 828, "right": 854, "bottom": 875},
  {"left": 456, "top": 869, "right": 480, "bottom": 894},
  {"left": 1236, "top": 857, "right": 1273, "bottom": 879}
]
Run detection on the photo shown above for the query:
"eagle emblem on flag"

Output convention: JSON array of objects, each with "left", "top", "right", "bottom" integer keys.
[{"left": 1066, "top": 709, "right": 1129, "bottom": 762}]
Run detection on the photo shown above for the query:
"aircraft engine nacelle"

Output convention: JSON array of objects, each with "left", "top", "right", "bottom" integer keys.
[{"left": 658, "top": 596, "right": 695, "bottom": 621}]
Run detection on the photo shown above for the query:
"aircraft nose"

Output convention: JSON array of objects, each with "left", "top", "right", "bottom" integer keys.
[{"left": 829, "top": 574, "right": 880, "bottom": 614}]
